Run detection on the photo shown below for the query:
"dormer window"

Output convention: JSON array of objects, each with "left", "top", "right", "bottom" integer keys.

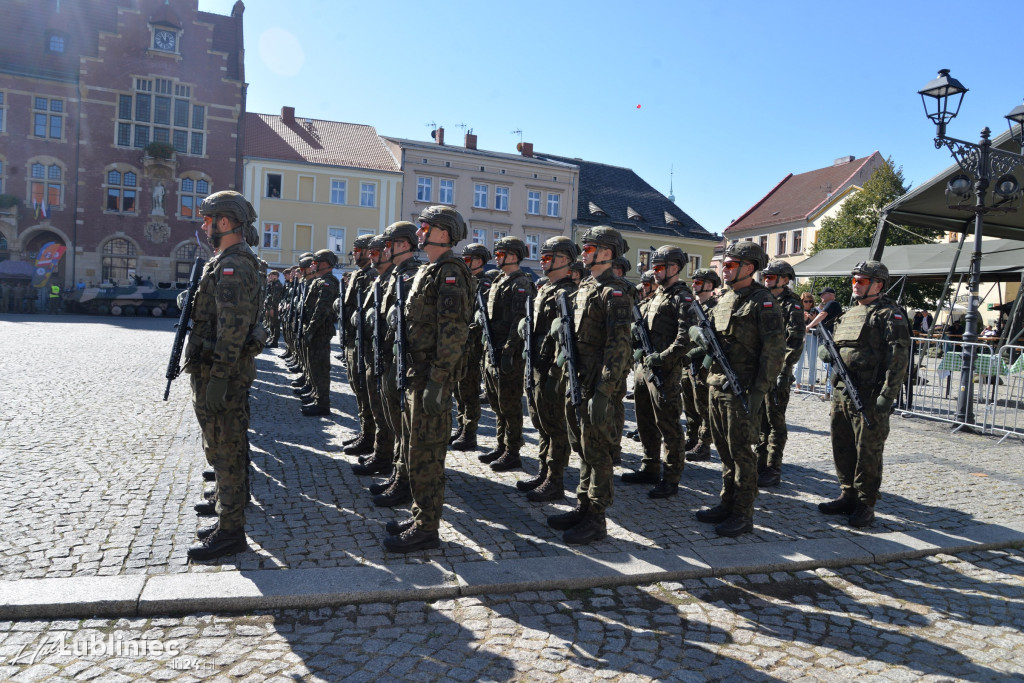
[
  {"left": 153, "top": 28, "right": 178, "bottom": 53},
  {"left": 47, "top": 34, "right": 65, "bottom": 53}
]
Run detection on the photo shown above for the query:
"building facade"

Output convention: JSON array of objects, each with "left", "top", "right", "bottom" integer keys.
[
  {"left": 0, "top": 0, "right": 245, "bottom": 287},
  {"left": 242, "top": 108, "right": 403, "bottom": 269}
]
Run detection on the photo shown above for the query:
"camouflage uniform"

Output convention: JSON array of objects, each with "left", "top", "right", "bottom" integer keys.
[
  {"left": 822, "top": 261, "right": 910, "bottom": 525},
  {"left": 341, "top": 245, "right": 377, "bottom": 449},
  {"left": 482, "top": 266, "right": 535, "bottom": 466},
  {"left": 682, "top": 270, "right": 721, "bottom": 460},
  {"left": 301, "top": 251, "right": 340, "bottom": 413},
  {"left": 453, "top": 264, "right": 495, "bottom": 447},
  {"left": 264, "top": 276, "right": 285, "bottom": 345},
  {"left": 361, "top": 255, "right": 395, "bottom": 462},
  {"left": 380, "top": 255, "right": 421, "bottom": 487}
]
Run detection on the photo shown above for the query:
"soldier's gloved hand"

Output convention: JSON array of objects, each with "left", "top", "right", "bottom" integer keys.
[
  {"left": 474, "top": 311, "right": 485, "bottom": 327},
  {"left": 350, "top": 312, "right": 360, "bottom": 328},
  {"left": 176, "top": 290, "right": 190, "bottom": 309},
  {"left": 685, "top": 347, "right": 706, "bottom": 363},
  {"left": 422, "top": 380, "right": 445, "bottom": 415},
  {"left": 543, "top": 369, "right": 560, "bottom": 397},
  {"left": 517, "top": 318, "right": 529, "bottom": 340},
  {"left": 747, "top": 390, "right": 765, "bottom": 415},
  {"left": 554, "top": 349, "right": 567, "bottom": 368},
  {"left": 587, "top": 392, "right": 609, "bottom": 424},
  {"left": 392, "top": 343, "right": 399, "bottom": 357},
  {"left": 632, "top": 348, "right": 645, "bottom": 363},
  {"left": 366, "top": 315, "right": 375, "bottom": 332},
  {"left": 548, "top": 324, "right": 561, "bottom": 342},
  {"left": 876, "top": 394, "right": 894, "bottom": 413},
  {"left": 333, "top": 300, "right": 340, "bottom": 314},
  {"left": 387, "top": 307, "right": 398, "bottom": 329},
  {"left": 817, "top": 346, "right": 833, "bottom": 364},
  {"left": 776, "top": 374, "right": 789, "bottom": 391},
  {"left": 206, "top": 377, "right": 230, "bottom": 413},
  {"left": 643, "top": 352, "right": 664, "bottom": 369},
  {"left": 688, "top": 326, "right": 708, "bottom": 350},
  {"left": 500, "top": 349, "right": 515, "bottom": 374}
]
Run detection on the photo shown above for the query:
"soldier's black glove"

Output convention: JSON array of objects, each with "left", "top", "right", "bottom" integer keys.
[
  {"left": 422, "top": 380, "right": 445, "bottom": 415},
  {"left": 876, "top": 394, "right": 894, "bottom": 413},
  {"left": 747, "top": 390, "right": 765, "bottom": 416},
  {"left": 543, "top": 369, "right": 560, "bottom": 398},
  {"left": 500, "top": 349, "right": 515, "bottom": 374},
  {"left": 688, "top": 326, "right": 708, "bottom": 350},
  {"left": 587, "top": 392, "right": 609, "bottom": 424},
  {"left": 817, "top": 346, "right": 833, "bottom": 364},
  {"left": 206, "top": 377, "right": 229, "bottom": 413}
]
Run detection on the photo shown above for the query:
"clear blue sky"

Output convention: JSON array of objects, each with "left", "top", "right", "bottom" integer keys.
[{"left": 199, "top": 0, "right": 1024, "bottom": 235}]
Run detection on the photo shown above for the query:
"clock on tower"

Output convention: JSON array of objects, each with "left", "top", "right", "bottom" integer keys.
[{"left": 154, "top": 29, "right": 177, "bottom": 52}]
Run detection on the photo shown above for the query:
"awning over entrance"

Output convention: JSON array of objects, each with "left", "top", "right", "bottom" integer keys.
[
  {"left": 794, "top": 239, "right": 1024, "bottom": 281},
  {"left": 0, "top": 260, "right": 35, "bottom": 279}
]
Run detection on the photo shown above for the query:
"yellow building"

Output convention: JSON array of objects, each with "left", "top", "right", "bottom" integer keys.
[{"left": 242, "top": 107, "right": 402, "bottom": 269}]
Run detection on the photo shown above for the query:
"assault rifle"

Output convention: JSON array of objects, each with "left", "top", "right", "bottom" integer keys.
[
  {"left": 395, "top": 274, "right": 408, "bottom": 411},
  {"left": 337, "top": 274, "right": 347, "bottom": 352},
  {"left": 296, "top": 281, "right": 307, "bottom": 343},
  {"left": 355, "top": 286, "right": 367, "bottom": 389},
  {"left": 556, "top": 290, "right": 583, "bottom": 422},
  {"left": 163, "top": 256, "right": 204, "bottom": 400},
  {"left": 689, "top": 300, "right": 749, "bottom": 413},
  {"left": 476, "top": 286, "right": 498, "bottom": 367},
  {"left": 815, "top": 325, "right": 872, "bottom": 428},
  {"left": 524, "top": 295, "right": 536, "bottom": 396},
  {"left": 372, "top": 279, "right": 383, "bottom": 395},
  {"left": 631, "top": 304, "right": 664, "bottom": 391}
]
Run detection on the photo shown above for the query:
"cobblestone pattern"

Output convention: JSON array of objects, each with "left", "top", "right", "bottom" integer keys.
[
  {"left": 0, "top": 549, "right": 1021, "bottom": 681},
  {"left": 1, "top": 315, "right": 1022, "bottom": 579}
]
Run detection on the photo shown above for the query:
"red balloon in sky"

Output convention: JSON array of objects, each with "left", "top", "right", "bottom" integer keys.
[{"left": 636, "top": 104, "right": 641, "bottom": 109}]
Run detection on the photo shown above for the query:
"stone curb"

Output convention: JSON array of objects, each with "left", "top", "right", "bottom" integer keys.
[{"left": 1, "top": 522, "right": 1021, "bottom": 620}]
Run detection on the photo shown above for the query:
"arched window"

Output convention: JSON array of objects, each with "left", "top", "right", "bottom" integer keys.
[
  {"left": 178, "top": 176, "right": 210, "bottom": 220},
  {"left": 105, "top": 169, "right": 138, "bottom": 213},
  {"left": 101, "top": 238, "right": 137, "bottom": 284},
  {"left": 29, "top": 160, "right": 63, "bottom": 211},
  {"left": 174, "top": 241, "right": 200, "bottom": 281}
]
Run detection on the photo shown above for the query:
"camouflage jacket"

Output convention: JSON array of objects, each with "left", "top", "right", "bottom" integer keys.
[
  {"left": 642, "top": 279, "right": 697, "bottom": 370},
  {"left": 571, "top": 267, "right": 636, "bottom": 397},
  {"left": 404, "top": 249, "right": 474, "bottom": 385},
  {"left": 708, "top": 281, "right": 785, "bottom": 395},
  {"left": 360, "top": 265, "right": 393, "bottom": 362},
  {"left": 380, "top": 257, "right": 422, "bottom": 363},
  {"left": 775, "top": 287, "right": 806, "bottom": 378},
  {"left": 832, "top": 295, "right": 911, "bottom": 401},
  {"left": 185, "top": 242, "right": 262, "bottom": 380},
  {"left": 303, "top": 271, "right": 340, "bottom": 338},
  {"left": 531, "top": 275, "right": 577, "bottom": 371},
  {"left": 265, "top": 279, "right": 284, "bottom": 310},
  {"left": 341, "top": 264, "right": 376, "bottom": 348},
  {"left": 486, "top": 269, "right": 536, "bottom": 357}
]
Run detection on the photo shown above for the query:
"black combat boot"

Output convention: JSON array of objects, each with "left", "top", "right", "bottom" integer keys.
[
  {"left": 450, "top": 430, "right": 478, "bottom": 452},
  {"left": 196, "top": 521, "right": 218, "bottom": 541},
  {"left": 478, "top": 446, "right": 506, "bottom": 464},
  {"left": 292, "top": 384, "right": 312, "bottom": 396},
  {"left": 202, "top": 468, "right": 216, "bottom": 482},
  {"left": 685, "top": 442, "right": 711, "bottom": 461},
  {"left": 290, "top": 377, "right": 307, "bottom": 388},
  {"left": 343, "top": 433, "right": 362, "bottom": 446},
  {"left": 194, "top": 499, "right": 216, "bottom": 516},
  {"left": 516, "top": 465, "right": 547, "bottom": 492},
  {"left": 490, "top": 449, "right": 522, "bottom": 472},
  {"left": 563, "top": 512, "right": 607, "bottom": 545},
  {"left": 383, "top": 525, "right": 440, "bottom": 553},
  {"left": 847, "top": 503, "right": 875, "bottom": 528},
  {"left": 299, "top": 393, "right": 316, "bottom": 405},
  {"left": 352, "top": 454, "right": 392, "bottom": 476},
  {"left": 187, "top": 527, "right": 247, "bottom": 561},
  {"left": 648, "top": 479, "right": 679, "bottom": 499},
  {"left": 385, "top": 517, "right": 415, "bottom": 536},
  {"left": 369, "top": 475, "right": 397, "bottom": 495},
  {"left": 301, "top": 402, "right": 331, "bottom": 417},
  {"left": 715, "top": 514, "right": 754, "bottom": 538},
  {"left": 548, "top": 502, "right": 589, "bottom": 530},
  {"left": 695, "top": 503, "right": 732, "bottom": 523},
  {"left": 621, "top": 468, "right": 660, "bottom": 485},
  {"left": 818, "top": 493, "right": 857, "bottom": 515},
  {"left": 448, "top": 425, "right": 464, "bottom": 446},
  {"left": 757, "top": 466, "right": 782, "bottom": 488},
  {"left": 373, "top": 480, "right": 412, "bottom": 507},
  {"left": 343, "top": 433, "right": 374, "bottom": 456},
  {"left": 527, "top": 472, "right": 565, "bottom": 502},
  {"left": 203, "top": 487, "right": 216, "bottom": 502}
]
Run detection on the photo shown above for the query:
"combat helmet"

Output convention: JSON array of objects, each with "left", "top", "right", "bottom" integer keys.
[
  {"left": 851, "top": 260, "right": 889, "bottom": 286},
  {"left": 312, "top": 248, "right": 339, "bottom": 268},
  {"left": 651, "top": 246, "right": 688, "bottom": 270},
  {"left": 640, "top": 269, "right": 656, "bottom": 284},
  {"left": 198, "top": 190, "right": 259, "bottom": 246},
  {"left": 611, "top": 256, "right": 632, "bottom": 275},
  {"left": 723, "top": 240, "right": 768, "bottom": 271},
  {"left": 353, "top": 235, "right": 375, "bottom": 250},
  {"left": 580, "top": 225, "right": 627, "bottom": 259},
  {"left": 462, "top": 243, "right": 492, "bottom": 263},
  {"left": 383, "top": 221, "right": 420, "bottom": 251},
  {"left": 297, "top": 251, "right": 315, "bottom": 269},
  {"left": 494, "top": 235, "right": 529, "bottom": 262},
  {"left": 540, "top": 236, "right": 581, "bottom": 260},
  {"left": 762, "top": 259, "right": 796, "bottom": 280},
  {"left": 692, "top": 267, "right": 721, "bottom": 288},
  {"left": 418, "top": 205, "right": 467, "bottom": 244},
  {"left": 569, "top": 261, "right": 586, "bottom": 277}
]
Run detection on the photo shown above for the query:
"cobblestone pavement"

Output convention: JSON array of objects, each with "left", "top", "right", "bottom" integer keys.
[
  {"left": 0, "top": 549, "right": 1021, "bottom": 681},
  {"left": 1, "top": 314, "right": 1022, "bottom": 581}
]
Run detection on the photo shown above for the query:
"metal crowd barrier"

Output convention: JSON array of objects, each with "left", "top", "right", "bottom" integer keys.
[{"left": 793, "top": 333, "right": 830, "bottom": 398}]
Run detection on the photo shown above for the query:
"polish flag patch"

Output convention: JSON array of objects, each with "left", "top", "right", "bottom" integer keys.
[
  {"left": 517, "top": 287, "right": 526, "bottom": 294},
  {"left": 762, "top": 301, "right": 773, "bottom": 308},
  {"left": 611, "top": 290, "right": 623, "bottom": 297},
  {"left": 684, "top": 296, "right": 693, "bottom": 303},
  {"left": 894, "top": 313, "right": 903, "bottom": 320},
  {"left": 445, "top": 276, "right": 457, "bottom": 284},
  {"left": 222, "top": 267, "right": 234, "bottom": 276}
]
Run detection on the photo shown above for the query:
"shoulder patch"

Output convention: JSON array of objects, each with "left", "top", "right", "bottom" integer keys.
[
  {"left": 611, "top": 289, "right": 624, "bottom": 297},
  {"left": 222, "top": 267, "right": 234, "bottom": 276},
  {"left": 893, "top": 313, "right": 903, "bottom": 320},
  {"left": 445, "top": 275, "right": 457, "bottom": 285},
  {"left": 762, "top": 300, "right": 773, "bottom": 308}
]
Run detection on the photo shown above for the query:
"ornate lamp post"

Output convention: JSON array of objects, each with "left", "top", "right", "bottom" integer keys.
[{"left": 918, "top": 69, "right": 1024, "bottom": 427}]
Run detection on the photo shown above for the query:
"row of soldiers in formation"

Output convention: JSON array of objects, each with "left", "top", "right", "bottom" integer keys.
[{"left": 249, "top": 206, "right": 910, "bottom": 553}]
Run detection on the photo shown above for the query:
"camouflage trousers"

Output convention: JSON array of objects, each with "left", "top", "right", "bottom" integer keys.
[
  {"left": 454, "top": 331, "right": 484, "bottom": 435},
  {"left": 830, "top": 390, "right": 889, "bottom": 505},
  {"left": 405, "top": 376, "right": 453, "bottom": 532},
  {"left": 566, "top": 385, "right": 623, "bottom": 514},
  {"left": 345, "top": 345, "right": 375, "bottom": 435},
  {"left": 381, "top": 365, "right": 409, "bottom": 482},
  {"left": 306, "top": 330, "right": 332, "bottom": 405},
  {"left": 708, "top": 387, "right": 760, "bottom": 519},
  {"left": 757, "top": 376, "right": 792, "bottom": 469},
  {"left": 526, "top": 366, "right": 571, "bottom": 475},
  {"left": 364, "top": 360, "right": 395, "bottom": 458},
  {"left": 483, "top": 356, "right": 526, "bottom": 451},
  {"left": 635, "top": 364, "right": 685, "bottom": 483},
  {"left": 681, "top": 367, "right": 712, "bottom": 446},
  {"left": 189, "top": 359, "right": 255, "bottom": 531}
]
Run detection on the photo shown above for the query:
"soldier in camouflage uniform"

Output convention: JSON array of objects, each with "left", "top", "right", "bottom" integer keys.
[
  {"left": 340, "top": 236, "right": 377, "bottom": 456},
  {"left": 622, "top": 246, "right": 697, "bottom": 499},
  {"left": 692, "top": 241, "right": 785, "bottom": 537},
  {"left": 683, "top": 268, "right": 721, "bottom": 462},
  {"left": 288, "top": 254, "right": 314, "bottom": 388},
  {"left": 297, "top": 250, "right": 340, "bottom": 417},
  {"left": 263, "top": 271, "right": 285, "bottom": 348},
  {"left": 352, "top": 236, "right": 396, "bottom": 474},
  {"left": 185, "top": 191, "right": 264, "bottom": 561},
  {"left": 548, "top": 226, "right": 635, "bottom": 545},
  {"left": 479, "top": 236, "right": 536, "bottom": 472},
  {"left": 569, "top": 260, "right": 585, "bottom": 284},
  {"left": 383, "top": 206, "right": 472, "bottom": 553},
  {"left": 367, "top": 222, "right": 422, "bottom": 506},
  {"left": 518, "top": 236, "right": 580, "bottom": 501},
  {"left": 818, "top": 260, "right": 910, "bottom": 528},
  {"left": 607, "top": 254, "right": 632, "bottom": 464},
  {"left": 280, "top": 268, "right": 296, "bottom": 360},
  {"left": 450, "top": 243, "right": 495, "bottom": 452},
  {"left": 755, "top": 260, "right": 805, "bottom": 487}
]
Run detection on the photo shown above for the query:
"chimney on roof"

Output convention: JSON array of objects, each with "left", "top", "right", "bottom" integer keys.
[
  {"left": 833, "top": 155, "right": 855, "bottom": 166},
  {"left": 430, "top": 126, "right": 445, "bottom": 145},
  {"left": 465, "top": 133, "right": 477, "bottom": 150},
  {"left": 281, "top": 106, "right": 295, "bottom": 124},
  {"left": 517, "top": 142, "right": 534, "bottom": 158}
]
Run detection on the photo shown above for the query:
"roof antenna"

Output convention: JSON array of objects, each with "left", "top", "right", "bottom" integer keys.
[
  {"left": 668, "top": 164, "right": 675, "bottom": 202},
  {"left": 510, "top": 128, "right": 523, "bottom": 143}
]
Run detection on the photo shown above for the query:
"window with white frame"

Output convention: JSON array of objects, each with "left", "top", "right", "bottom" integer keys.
[
  {"left": 263, "top": 222, "right": 281, "bottom": 249},
  {"left": 266, "top": 173, "right": 282, "bottom": 198},
  {"left": 527, "top": 190, "right": 540, "bottom": 215},
  {"left": 105, "top": 169, "right": 137, "bottom": 213},
  {"left": 758, "top": 235, "right": 768, "bottom": 252},
  {"left": 359, "top": 182, "right": 376, "bottom": 207},
  {"left": 474, "top": 184, "right": 488, "bottom": 209},
  {"left": 494, "top": 186, "right": 509, "bottom": 211},
  {"left": 546, "top": 193, "right": 560, "bottom": 217},
  {"left": 471, "top": 227, "right": 487, "bottom": 245},
  {"left": 33, "top": 97, "right": 64, "bottom": 140},
  {"left": 776, "top": 232, "right": 787, "bottom": 255},
  {"left": 416, "top": 176, "right": 432, "bottom": 202},
  {"left": 30, "top": 162, "right": 62, "bottom": 210},
  {"left": 48, "top": 34, "right": 65, "bottom": 53},
  {"left": 493, "top": 230, "right": 508, "bottom": 242},
  {"left": 688, "top": 254, "right": 701, "bottom": 277},
  {"left": 328, "top": 227, "right": 346, "bottom": 255},
  {"left": 330, "top": 179, "right": 346, "bottom": 204},
  {"left": 792, "top": 229, "right": 803, "bottom": 254},
  {"left": 439, "top": 178, "right": 454, "bottom": 204},
  {"left": 525, "top": 234, "right": 539, "bottom": 260},
  {"left": 116, "top": 78, "right": 205, "bottom": 155},
  {"left": 637, "top": 249, "right": 652, "bottom": 273},
  {"left": 178, "top": 176, "right": 210, "bottom": 220}
]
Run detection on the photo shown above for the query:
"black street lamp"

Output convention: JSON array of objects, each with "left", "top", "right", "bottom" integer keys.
[{"left": 918, "top": 69, "right": 1024, "bottom": 427}]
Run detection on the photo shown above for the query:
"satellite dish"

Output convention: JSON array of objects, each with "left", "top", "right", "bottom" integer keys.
[
  {"left": 516, "top": 142, "right": 523, "bottom": 152},
  {"left": 430, "top": 130, "right": 437, "bottom": 140}
]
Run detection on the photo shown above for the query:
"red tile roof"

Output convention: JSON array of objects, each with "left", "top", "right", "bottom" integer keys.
[
  {"left": 725, "top": 152, "right": 884, "bottom": 233},
  {"left": 244, "top": 112, "right": 399, "bottom": 172}
]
